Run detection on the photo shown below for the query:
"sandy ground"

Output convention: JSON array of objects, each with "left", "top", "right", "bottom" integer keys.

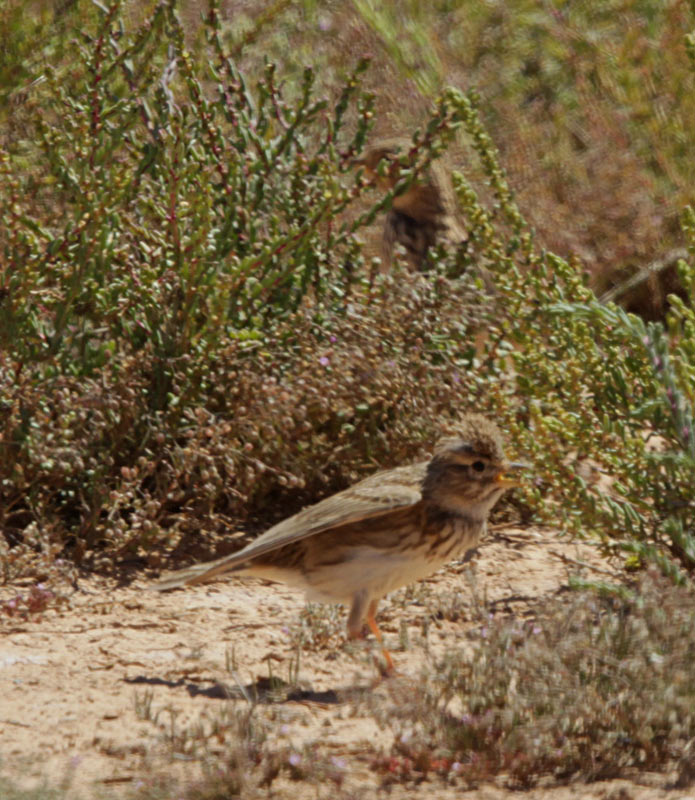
[{"left": 0, "top": 526, "right": 691, "bottom": 799}]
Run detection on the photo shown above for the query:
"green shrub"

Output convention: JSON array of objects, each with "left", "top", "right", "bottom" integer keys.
[
  {"left": 0, "top": 0, "right": 479, "bottom": 576},
  {"left": 440, "top": 84, "right": 695, "bottom": 580},
  {"left": 2, "top": 0, "right": 695, "bottom": 588}
]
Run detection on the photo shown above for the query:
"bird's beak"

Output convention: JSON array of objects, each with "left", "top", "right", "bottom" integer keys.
[{"left": 495, "top": 461, "right": 528, "bottom": 489}]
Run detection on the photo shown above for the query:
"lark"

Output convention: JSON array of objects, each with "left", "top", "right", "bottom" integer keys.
[
  {"left": 156, "top": 414, "right": 523, "bottom": 671},
  {"left": 353, "top": 137, "right": 469, "bottom": 271}
]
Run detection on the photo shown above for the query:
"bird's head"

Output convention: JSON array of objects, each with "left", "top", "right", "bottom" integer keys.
[{"left": 423, "top": 414, "right": 526, "bottom": 519}]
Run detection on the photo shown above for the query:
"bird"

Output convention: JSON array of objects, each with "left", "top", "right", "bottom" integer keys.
[
  {"left": 352, "top": 137, "right": 469, "bottom": 271},
  {"left": 155, "top": 414, "right": 524, "bottom": 672}
]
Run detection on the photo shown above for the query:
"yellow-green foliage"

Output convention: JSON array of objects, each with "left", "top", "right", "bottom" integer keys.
[{"left": 1, "top": 0, "right": 695, "bottom": 588}]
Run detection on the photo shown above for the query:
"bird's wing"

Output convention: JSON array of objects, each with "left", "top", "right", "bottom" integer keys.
[
  {"left": 156, "top": 461, "right": 427, "bottom": 589},
  {"left": 251, "top": 461, "right": 426, "bottom": 550}
]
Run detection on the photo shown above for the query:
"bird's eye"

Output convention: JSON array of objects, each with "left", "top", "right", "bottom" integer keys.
[{"left": 471, "top": 460, "right": 486, "bottom": 473}]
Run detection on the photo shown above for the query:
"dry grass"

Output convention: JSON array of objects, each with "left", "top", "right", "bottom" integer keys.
[
  {"left": 377, "top": 571, "right": 695, "bottom": 788},
  {"left": 73, "top": 572, "right": 695, "bottom": 798}
]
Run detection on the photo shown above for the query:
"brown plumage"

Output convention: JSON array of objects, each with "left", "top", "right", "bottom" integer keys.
[
  {"left": 353, "top": 137, "right": 468, "bottom": 271},
  {"left": 156, "top": 414, "right": 524, "bottom": 671}
]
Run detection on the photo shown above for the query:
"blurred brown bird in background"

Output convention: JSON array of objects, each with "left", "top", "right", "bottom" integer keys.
[
  {"left": 353, "top": 137, "right": 469, "bottom": 271},
  {"left": 156, "top": 414, "right": 524, "bottom": 672}
]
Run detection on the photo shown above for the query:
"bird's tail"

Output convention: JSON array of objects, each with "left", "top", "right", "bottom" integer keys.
[{"left": 155, "top": 559, "right": 244, "bottom": 591}]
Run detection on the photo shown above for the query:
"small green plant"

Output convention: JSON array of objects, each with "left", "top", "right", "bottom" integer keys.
[{"left": 134, "top": 687, "right": 155, "bottom": 721}]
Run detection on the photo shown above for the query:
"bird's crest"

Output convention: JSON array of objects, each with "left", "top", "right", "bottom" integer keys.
[{"left": 435, "top": 414, "right": 505, "bottom": 462}]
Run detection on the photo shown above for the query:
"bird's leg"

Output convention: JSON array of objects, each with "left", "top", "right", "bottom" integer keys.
[
  {"left": 348, "top": 592, "right": 395, "bottom": 674},
  {"left": 366, "top": 599, "right": 395, "bottom": 675},
  {"left": 347, "top": 589, "right": 370, "bottom": 639}
]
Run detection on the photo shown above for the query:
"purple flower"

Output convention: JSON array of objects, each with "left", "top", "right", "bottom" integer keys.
[
  {"left": 288, "top": 752, "right": 301, "bottom": 767},
  {"left": 319, "top": 356, "right": 330, "bottom": 367}
]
